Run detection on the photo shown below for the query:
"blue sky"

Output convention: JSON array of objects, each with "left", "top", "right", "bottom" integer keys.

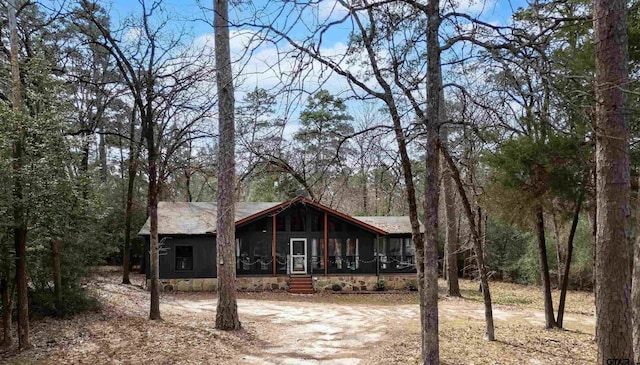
[{"left": 105, "top": 0, "right": 531, "bottom": 128}]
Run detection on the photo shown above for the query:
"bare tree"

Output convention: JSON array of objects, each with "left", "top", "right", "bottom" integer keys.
[{"left": 77, "top": 0, "right": 216, "bottom": 320}]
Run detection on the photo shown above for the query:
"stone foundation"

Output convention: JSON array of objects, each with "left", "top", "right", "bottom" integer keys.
[
  {"left": 152, "top": 276, "right": 289, "bottom": 292},
  {"left": 149, "top": 274, "right": 416, "bottom": 292},
  {"left": 313, "top": 274, "right": 417, "bottom": 292}
]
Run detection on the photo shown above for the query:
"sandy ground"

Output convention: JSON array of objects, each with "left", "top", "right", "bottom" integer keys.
[
  {"left": 0, "top": 268, "right": 596, "bottom": 364},
  {"left": 166, "top": 295, "right": 594, "bottom": 364}
]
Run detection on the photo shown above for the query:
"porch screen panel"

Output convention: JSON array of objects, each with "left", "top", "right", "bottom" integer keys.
[
  {"left": 346, "top": 238, "right": 359, "bottom": 270},
  {"left": 276, "top": 238, "right": 289, "bottom": 274},
  {"left": 404, "top": 237, "right": 415, "bottom": 264},
  {"left": 379, "top": 236, "right": 417, "bottom": 273},
  {"left": 311, "top": 238, "right": 324, "bottom": 272},
  {"left": 327, "top": 238, "right": 343, "bottom": 272},
  {"left": 389, "top": 238, "right": 402, "bottom": 263}
]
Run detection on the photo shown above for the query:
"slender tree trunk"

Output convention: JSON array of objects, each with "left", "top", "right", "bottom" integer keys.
[
  {"left": 9, "top": 0, "right": 30, "bottom": 350},
  {"left": 1, "top": 277, "right": 12, "bottom": 347},
  {"left": 147, "top": 124, "right": 161, "bottom": 320},
  {"left": 422, "top": 1, "right": 443, "bottom": 362},
  {"left": 535, "top": 206, "right": 557, "bottom": 329},
  {"left": 51, "top": 240, "right": 62, "bottom": 317},
  {"left": 441, "top": 134, "right": 460, "bottom": 297},
  {"left": 123, "top": 110, "right": 139, "bottom": 285},
  {"left": 99, "top": 133, "right": 108, "bottom": 182},
  {"left": 552, "top": 207, "right": 563, "bottom": 287},
  {"left": 214, "top": 0, "right": 241, "bottom": 331},
  {"left": 185, "top": 171, "right": 193, "bottom": 202},
  {"left": 634, "top": 173, "right": 640, "bottom": 359},
  {"left": 557, "top": 193, "right": 583, "bottom": 328},
  {"left": 440, "top": 145, "right": 495, "bottom": 341},
  {"left": 362, "top": 165, "right": 368, "bottom": 215},
  {"left": 388, "top": 97, "right": 428, "bottom": 365},
  {"left": 594, "top": 0, "right": 634, "bottom": 361}
]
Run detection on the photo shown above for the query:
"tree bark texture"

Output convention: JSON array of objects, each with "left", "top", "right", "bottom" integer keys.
[
  {"left": 594, "top": 0, "right": 634, "bottom": 362},
  {"left": 535, "top": 206, "right": 557, "bottom": 329},
  {"left": 440, "top": 145, "right": 495, "bottom": 341},
  {"left": 51, "top": 241, "right": 63, "bottom": 317},
  {"left": 634, "top": 173, "right": 640, "bottom": 359},
  {"left": 123, "top": 110, "right": 139, "bottom": 285},
  {"left": 556, "top": 194, "right": 582, "bottom": 328},
  {"left": 99, "top": 133, "right": 108, "bottom": 182},
  {"left": 214, "top": 0, "right": 241, "bottom": 331},
  {"left": 441, "top": 133, "right": 460, "bottom": 297},
  {"left": 147, "top": 133, "right": 161, "bottom": 320},
  {"left": 423, "top": 1, "right": 442, "bottom": 362},
  {"left": 1, "top": 278, "right": 12, "bottom": 347},
  {"left": 9, "top": 0, "right": 30, "bottom": 350}
]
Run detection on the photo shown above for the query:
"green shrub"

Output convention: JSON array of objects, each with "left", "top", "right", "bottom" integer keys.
[
  {"left": 29, "top": 285, "right": 98, "bottom": 318},
  {"left": 375, "top": 279, "right": 386, "bottom": 291},
  {"left": 331, "top": 283, "right": 342, "bottom": 291}
]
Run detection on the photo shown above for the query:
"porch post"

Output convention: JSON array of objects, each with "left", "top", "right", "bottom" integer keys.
[
  {"left": 324, "top": 212, "right": 328, "bottom": 276},
  {"left": 376, "top": 235, "right": 379, "bottom": 278},
  {"left": 272, "top": 214, "right": 276, "bottom": 277}
]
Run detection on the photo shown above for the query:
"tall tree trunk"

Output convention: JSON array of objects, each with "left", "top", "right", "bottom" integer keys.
[
  {"left": 9, "top": 0, "right": 30, "bottom": 350},
  {"left": 557, "top": 193, "right": 583, "bottom": 328},
  {"left": 594, "top": 0, "right": 634, "bottom": 362},
  {"left": 99, "top": 133, "right": 108, "bottom": 182},
  {"left": 440, "top": 145, "right": 495, "bottom": 341},
  {"left": 423, "top": 1, "right": 443, "bottom": 362},
  {"left": 147, "top": 117, "right": 161, "bottom": 320},
  {"left": 387, "top": 88, "right": 429, "bottom": 365},
  {"left": 1, "top": 277, "right": 12, "bottom": 347},
  {"left": 51, "top": 240, "right": 62, "bottom": 317},
  {"left": 123, "top": 110, "right": 139, "bottom": 285},
  {"left": 441, "top": 142, "right": 460, "bottom": 297},
  {"left": 361, "top": 165, "right": 368, "bottom": 215},
  {"left": 634, "top": 173, "right": 640, "bottom": 360},
  {"left": 535, "top": 206, "right": 557, "bottom": 329},
  {"left": 214, "top": 0, "right": 240, "bottom": 331},
  {"left": 552, "top": 207, "right": 564, "bottom": 287}
]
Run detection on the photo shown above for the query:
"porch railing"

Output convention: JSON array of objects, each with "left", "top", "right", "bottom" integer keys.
[
  {"left": 236, "top": 255, "right": 417, "bottom": 276},
  {"left": 236, "top": 256, "right": 274, "bottom": 276}
]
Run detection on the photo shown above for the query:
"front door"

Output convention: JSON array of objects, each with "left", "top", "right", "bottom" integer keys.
[{"left": 290, "top": 238, "right": 307, "bottom": 274}]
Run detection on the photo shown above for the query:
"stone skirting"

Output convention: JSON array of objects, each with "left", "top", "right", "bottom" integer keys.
[
  {"left": 313, "top": 274, "right": 416, "bottom": 291},
  {"left": 149, "top": 274, "right": 417, "bottom": 292}
]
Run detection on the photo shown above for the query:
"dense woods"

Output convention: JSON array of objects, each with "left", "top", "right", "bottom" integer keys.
[{"left": 0, "top": 0, "right": 639, "bottom": 363}]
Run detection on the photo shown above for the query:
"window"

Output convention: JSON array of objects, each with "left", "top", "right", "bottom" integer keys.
[{"left": 175, "top": 246, "right": 193, "bottom": 271}]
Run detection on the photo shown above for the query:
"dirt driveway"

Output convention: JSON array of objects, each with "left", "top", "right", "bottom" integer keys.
[
  {"left": 1, "top": 269, "right": 596, "bottom": 364},
  {"left": 164, "top": 293, "right": 594, "bottom": 364}
]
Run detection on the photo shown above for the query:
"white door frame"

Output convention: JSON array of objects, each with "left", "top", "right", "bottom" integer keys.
[{"left": 290, "top": 238, "right": 307, "bottom": 274}]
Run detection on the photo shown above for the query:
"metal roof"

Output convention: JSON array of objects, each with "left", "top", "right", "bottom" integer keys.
[
  {"left": 353, "top": 216, "right": 423, "bottom": 234},
  {"left": 138, "top": 200, "right": 418, "bottom": 236}
]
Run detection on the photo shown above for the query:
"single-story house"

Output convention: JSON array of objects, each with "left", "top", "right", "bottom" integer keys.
[{"left": 138, "top": 196, "right": 421, "bottom": 293}]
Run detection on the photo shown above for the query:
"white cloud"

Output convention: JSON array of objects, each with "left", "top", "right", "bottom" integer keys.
[{"left": 448, "top": 0, "right": 498, "bottom": 15}]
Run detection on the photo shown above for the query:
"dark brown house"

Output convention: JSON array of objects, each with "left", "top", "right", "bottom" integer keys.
[{"left": 138, "top": 197, "right": 420, "bottom": 293}]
